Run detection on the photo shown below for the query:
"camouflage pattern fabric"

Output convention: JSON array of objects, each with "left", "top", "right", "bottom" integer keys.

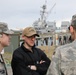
[
  {"left": 0, "top": 55, "right": 6, "bottom": 75},
  {"left": 47, "top": 39, "right": 76, "bottom": 75}
]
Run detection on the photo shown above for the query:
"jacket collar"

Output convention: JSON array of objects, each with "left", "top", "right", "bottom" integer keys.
[{"left": 21, "top": 42, "right": 35, "bottom": 52}]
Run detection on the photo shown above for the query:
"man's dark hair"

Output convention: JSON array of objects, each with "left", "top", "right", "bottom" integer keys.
[
  {"left": 71, "top": 20, "right": 76, "bottom": 30},
  {"left": 68, "top": 20, "right": 76, "bottom": 31}
]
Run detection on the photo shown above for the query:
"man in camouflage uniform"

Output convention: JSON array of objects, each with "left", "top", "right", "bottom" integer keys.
[
  {"left": 46, "top": 14, "right": 76, "bottom": 75},
  {"left": 0, "top": 22, "right": 14, "bottom": 75}
]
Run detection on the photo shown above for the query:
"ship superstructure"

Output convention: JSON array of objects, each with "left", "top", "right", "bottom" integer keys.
[{"left": 32, "top": 0, "right": 56, "bottom": 34}]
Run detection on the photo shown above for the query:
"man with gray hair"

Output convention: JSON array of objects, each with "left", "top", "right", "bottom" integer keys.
[
  {"left": 0, "top": 22, "right": 14, "bottom": 75},
  {"left": 46, "top": 14, "right": 76, "bottom": 75}
]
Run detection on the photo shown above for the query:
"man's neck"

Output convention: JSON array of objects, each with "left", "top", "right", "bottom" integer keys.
[
  {"left": 23, "top": 43, "right": 33, "bottom": 52},
  {"left": 0, "top": 44, "right": 3, "bottom": 53},
  {"left": 75, "top": 33, "right": 76, "bottom": 39}
]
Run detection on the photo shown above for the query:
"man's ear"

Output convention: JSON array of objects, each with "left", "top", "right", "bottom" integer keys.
[
  {"left": 0, "top": 34, "right": 2, "bottom": 42},
  {"left": 21, "top": 35, "right": 25, "bottom": 40},
  {"left": 0, "top": 34, "right": 2, "bottom": 38},
  {"left": 70, "top": 26, "right": 74, "bottom": 33}
]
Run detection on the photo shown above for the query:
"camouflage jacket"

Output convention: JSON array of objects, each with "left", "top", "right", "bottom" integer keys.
[
  {"left": 0, "top": 54, "right": 7, "bottom": 75},
  {"left": 47, "top": 39, "right": 76, "bottom": 75}
]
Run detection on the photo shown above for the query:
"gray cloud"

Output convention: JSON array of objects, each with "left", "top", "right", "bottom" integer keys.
[{"left": 0, "top": 0, "right": 76, "bottom": 29}]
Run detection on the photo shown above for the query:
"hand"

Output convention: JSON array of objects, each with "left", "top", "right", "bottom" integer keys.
[
  {"left": 28, "top": 65, "right": 37, "bottom": 70},
  {"left": 40, "top": 60, "right": 45, "bottom": 64},
  {"left": 31, "top": 65, "right": 37, "bottom": 70}
]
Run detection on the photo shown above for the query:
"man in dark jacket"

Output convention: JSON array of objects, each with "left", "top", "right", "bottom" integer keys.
[{"left": 11, "top": 27, "right": 51, "bottom": 75}]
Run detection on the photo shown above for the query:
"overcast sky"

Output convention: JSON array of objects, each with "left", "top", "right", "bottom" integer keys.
[{"left": 0, "top": 0, "right": 76, "bottom": 29}]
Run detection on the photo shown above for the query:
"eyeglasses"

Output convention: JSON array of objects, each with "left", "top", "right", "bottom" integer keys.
[
  {"left": 25, "top": 35, "right": 36, "bottom": 39},
  {"left": 68, "top": 26, "right": 70, "bottom": 30}
]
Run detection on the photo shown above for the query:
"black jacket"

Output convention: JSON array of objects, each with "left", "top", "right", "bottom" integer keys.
[{"left": 11, "top": 43, "right": 51, "bottom": 75}]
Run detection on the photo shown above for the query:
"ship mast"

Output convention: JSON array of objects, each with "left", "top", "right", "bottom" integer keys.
[
  {"left": 39, "top": 0, "right": 47, "bottom": 27},
  {"left": 40, "top": 0, "right": 56, "bottom": 27},
  {"left": 41, "top": 1, "right": 46, "bottom": 21}
]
